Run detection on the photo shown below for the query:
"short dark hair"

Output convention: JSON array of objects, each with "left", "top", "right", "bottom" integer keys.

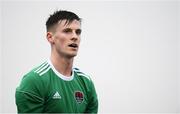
[{"left": 46, "top": 10, "right": 81, "bottom": 32}]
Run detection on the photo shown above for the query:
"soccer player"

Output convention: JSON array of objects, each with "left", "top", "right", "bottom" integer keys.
[{"left": 15, "top": 10, "right": 98, "bottom": 113}]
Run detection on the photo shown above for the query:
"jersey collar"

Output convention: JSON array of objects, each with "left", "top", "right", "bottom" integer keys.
[{"left": 47, "top": 59, "right": 74, "bottom": 81}]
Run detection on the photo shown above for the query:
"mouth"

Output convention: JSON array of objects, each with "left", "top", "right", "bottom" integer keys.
[{"left": 68, "top": 43, "right": 78, "bottom": 48}]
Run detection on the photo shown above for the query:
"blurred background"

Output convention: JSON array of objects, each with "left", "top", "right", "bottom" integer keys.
[{"left": 0, "top": 0, "right": 180, "bottom": 113}]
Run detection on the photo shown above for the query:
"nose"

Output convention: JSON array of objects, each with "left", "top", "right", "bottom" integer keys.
[{"left": 71, "top": 31, "right": 78, "bottom": 41}]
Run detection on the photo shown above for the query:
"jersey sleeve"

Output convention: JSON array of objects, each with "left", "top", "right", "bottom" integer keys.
[
  {"left": 85, "top": 79, "right": 98, "bottom": 113},
  {"left": 15, "top": 72, "right": 45, "bottom": 113}
]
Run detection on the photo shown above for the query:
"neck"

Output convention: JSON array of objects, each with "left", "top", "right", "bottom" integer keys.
[{"left": 50, "top": 52, "right": 74, "bottom": 77}]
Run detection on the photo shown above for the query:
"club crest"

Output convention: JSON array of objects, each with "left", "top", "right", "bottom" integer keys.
[{"left": 74, "top": 91, "right": 84, "bottom": 104}]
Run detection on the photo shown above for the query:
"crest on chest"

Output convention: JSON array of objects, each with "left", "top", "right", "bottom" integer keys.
[{"left": 74, "top": 91, "right": 84, "bottom": 104}]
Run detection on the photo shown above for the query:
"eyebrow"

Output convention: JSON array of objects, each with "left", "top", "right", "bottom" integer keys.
[{"left": 63, "top": 28, "right": 81, "bottom": 31}]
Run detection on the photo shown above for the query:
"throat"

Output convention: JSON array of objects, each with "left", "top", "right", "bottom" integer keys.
[
  {"left": 61, "top": 68, "right": 73, "bottom": 77},
  {"left": 50, "top": 55, "right": 73, "bottom": 77}
]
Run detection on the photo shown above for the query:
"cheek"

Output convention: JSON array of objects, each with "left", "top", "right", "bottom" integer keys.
[
  {"left": 56, "top": 38, "right": 66, "bottom": 48},
  {"left": 54, "top": 34, "right": 67, "bottom": 45},
  {"left": 78, "top": 38, "right": 81, "bottom": 44}
]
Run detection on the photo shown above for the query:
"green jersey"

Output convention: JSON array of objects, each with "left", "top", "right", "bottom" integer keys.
[{"left": 15, "top": 60, "right": 98, "bottom": 113}]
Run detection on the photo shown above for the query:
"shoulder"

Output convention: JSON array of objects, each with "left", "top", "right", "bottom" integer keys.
[
  {"left": 16, "top": 61, "right": 50, "bottom": 98},
  {"left": 17, "top": 61, "right": 49, "bottom": 89},
  {"left": 32, "top": 61, "right": 51, "bottom": 76},
  {"left": 73, "top": 68, "right": 96, "bottom": 88},
  {"left": 73, "top": 68, "right": 92, "bottom": 81},
  {"left": 22, "top": 61, "right": 48, "bottom": 79}
]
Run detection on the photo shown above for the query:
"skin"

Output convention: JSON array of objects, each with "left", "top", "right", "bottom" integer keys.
[{"left": 46, "top": 19, "right": 81, "bottom": 76}]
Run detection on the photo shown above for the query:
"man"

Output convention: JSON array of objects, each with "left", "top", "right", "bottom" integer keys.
[{"left": 15, "top": 10, "right": 98, "bottom": 113}]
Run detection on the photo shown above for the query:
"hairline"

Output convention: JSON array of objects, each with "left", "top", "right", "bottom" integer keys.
[{"left": 47, "top": 19, "right": 81, "bottom": 33}]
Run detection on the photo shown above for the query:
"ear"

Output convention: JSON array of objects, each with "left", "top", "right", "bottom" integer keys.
[{"left": 46, "top": 32, "right": 55, "bottom": 44}]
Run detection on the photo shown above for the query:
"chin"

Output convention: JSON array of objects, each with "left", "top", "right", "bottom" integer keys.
[{"left": 66, "top": 53, "right": 78, "bottom": 58}]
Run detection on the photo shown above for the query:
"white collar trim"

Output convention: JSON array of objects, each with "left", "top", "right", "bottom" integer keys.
[{"left": 47, "top": 59, "right": 74, "bottom": 81}]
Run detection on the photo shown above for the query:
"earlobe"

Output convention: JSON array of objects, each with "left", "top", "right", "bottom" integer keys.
[{"left": 47, "top": 32, "right": 54, "bottom": 44}]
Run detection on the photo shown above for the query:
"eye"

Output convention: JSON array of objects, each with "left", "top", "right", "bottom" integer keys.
[
  {"left": 63, "top": 28, "right": 72, "bottom": 33},
  {"left": 76, "top": 29, "right": 81, "bottom": 35}
]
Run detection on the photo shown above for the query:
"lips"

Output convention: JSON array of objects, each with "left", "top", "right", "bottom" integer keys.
[{"left": 68, "top": 43, "right": 78, "bottom": 48}]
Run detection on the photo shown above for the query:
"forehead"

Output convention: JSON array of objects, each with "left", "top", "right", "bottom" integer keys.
[{"left": 57, "top": 20, "right": 81, "bottom": 29}]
